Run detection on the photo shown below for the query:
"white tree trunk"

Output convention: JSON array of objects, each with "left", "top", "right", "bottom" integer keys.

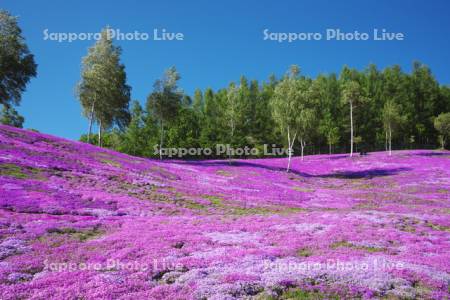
[
  {"left": 87, "top": 102, "right": 95, "bottom": 144},
  {"left": 350, "top": 101, "right": 354, "bottom": 157},
  {"left": 98, "top": 119, "right": 102, "bottom": 147},
  {"left": 300, "top": 138, "right": 305, "bottom": 161},
  {"left": 287, "top": 127, "right": 292, "bottom": 172},
  {"left": 286, "top": 126, "right": 297, "bottom": 172},
  {"left": 385, "top": 130, "right": 388, "bottom": 152},
  {"left": 159, "top": 119, "right": 164, "bottom": 160},
  {"left": 388, "top": 124, "right": 392, "bottom": 156},
  {"left": 228, "top": 120, "right": 234, "bottom": 163}
]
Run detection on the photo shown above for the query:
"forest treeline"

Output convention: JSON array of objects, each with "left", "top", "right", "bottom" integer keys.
[
  {"left": 1, "top": 15, "right": 449, "bottom": 160},
  {"left": 81, "top": 60, "right": 450, "bottom": 160}
]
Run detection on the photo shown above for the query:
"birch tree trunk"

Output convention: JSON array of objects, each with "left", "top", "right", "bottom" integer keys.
[
  {"left": 228, "top": 120, "right": 234, "bottom": 163},
  {"left": 87, "top": 101, "right": 95, "bottom": 144},
  {"left": 385, "top": 130, "right": 388, "bottom": 152},
  {"left": 329, "top": 136, "right": 332, "bottom": 155},
  {"left": 98, "top": 119, "right": 102, "bottom": 147},
  {"left": 300, "top": 138, "right": 305, "bottom": 161},
  {"left": 286, "top": 127, "right": 297, "bottom": 172},
  {"left": 287, "top": 126, "right": 292, "bottom": 172},
  {"left": 350, "top": 101, "right": 354, "bottom": 157},
  {"left": 388, "top": 123, "right": 392, "bottom": 156},
  {"left": 159, "top": 119, "right": 164, "bottom": 160}
]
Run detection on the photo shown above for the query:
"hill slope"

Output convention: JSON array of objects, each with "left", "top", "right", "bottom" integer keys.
[{"left": 0, "top": 125, "right": 449, "bottom": 299}]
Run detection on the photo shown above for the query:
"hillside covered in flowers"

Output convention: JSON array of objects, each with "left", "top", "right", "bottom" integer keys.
[{"left": 0, "top": 125, "right": 449, "bottom": 299}]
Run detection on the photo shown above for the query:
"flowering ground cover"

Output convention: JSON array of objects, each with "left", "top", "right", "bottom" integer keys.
[{"left": 0, "top": 124, "right": 449, "bottom": 299}]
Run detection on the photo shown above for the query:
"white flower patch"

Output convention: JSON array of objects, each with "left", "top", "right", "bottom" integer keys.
[
  {"left": 204, "top": 231, "right": 261, "bottom": 245},
  {"left": 260, "top": 255, "right": 414, "bottom": 297},
  {"left": 271, "top": 223, "right": 329, "bottom": 234},
  {"left": 0, "top": 238, "right": 30, "bottom": 260},
  {"left": 344, "top": 211, "right": 391, "bottom": 224},
  {"left": 1, "top": 183, "right": 23, "bottom": 190},
  {"left": 190, "top": 247, "right": 228, "bottom": 259}
]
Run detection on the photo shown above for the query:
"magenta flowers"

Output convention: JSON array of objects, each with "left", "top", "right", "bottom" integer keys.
[{"left": 0, "top": 125, "right": 449, "bottom": 299}]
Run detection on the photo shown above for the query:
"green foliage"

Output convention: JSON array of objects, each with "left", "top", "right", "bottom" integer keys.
[
  {"left": 271, "top": 66, "right": 303, "bottom": 139},
  {"left": 261, "top": 288, "right": 340, "bottom": 300},
  {"left": 319, "top": 113, "right": 340, "bottom": 154},
  {"left": 0, "top": 10, "right": 37, "bottom": 106},
  {"left": 382, "top": 101, "right": 405, "bottom": 134},
  {"left": 434, "top": 112, "right": 450, "bottom": 149},
  {"left": 76, "top": 27, "right": 131, "bottom": 145},
  {"left": 79, "top": 61, "right": 450, "bottom": 158},
  {"left": 226, "top": 83, "right": 241, "bottom": 138},
  {"left": 117, "top": 101, "right": 149, "bottom": 156},
  {"left": 146, "top": 66, "right": 183, "bottom": 158},
  {"left": 0, "top": 104, "right": 24, "bottom": 128}
]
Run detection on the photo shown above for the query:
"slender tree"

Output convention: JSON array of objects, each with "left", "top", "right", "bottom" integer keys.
[
  {"left": 147, "top": 67, "right": 182, "bottom": 159},
  {"left": 382, "top": 100, "right": 404, "bottom": 155},
  {"left": 434, "top": 112, "right": 450, "bottom": 149},
  {"left": 342, "top": 81, "right": 366, "bottom": 157},
  {"left": 295, "top": 78, "right": 315, "bottom": 161},
  {"left": 319, "top": 113, "right": 340, "bottom": 155},
  {"left": 76, "top": 27, "right": 131, "bottom": 146},
  {"left": 193, "top": 89, "right": 204, "bottom": 114},
  {"left": 271, "top": 65, "right": 302, "bottom": 171},
  {"left": 224, "top": 82, "right": 240, "bottom": 154}
]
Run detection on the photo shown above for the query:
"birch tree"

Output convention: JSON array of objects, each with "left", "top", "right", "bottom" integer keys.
[
  {"left": 224, "top": 82, "right": 240, "bottom": 160},
  {"left": 382, "top": 100, "right": 404, "bottom": 155},
  {"left": 76, "top": 28, "right": 131, "bottom": 146},
  {"left": 271, "top": 65, "right": 301, "bottom": 172},
  {"left": 296, "top": 78, "right": 315, "bottom": 161},
  {"left": 342, "top": 81, "right": 366, "bottom": 157}
]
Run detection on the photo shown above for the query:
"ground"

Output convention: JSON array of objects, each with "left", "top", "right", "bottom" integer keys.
[{"left": 0, "top": 125, "right": 449, "bottom": 299}]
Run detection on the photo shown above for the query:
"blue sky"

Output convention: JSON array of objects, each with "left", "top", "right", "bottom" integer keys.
[{"left": 3, "top": 0, "right": 450, "bottom": 140}]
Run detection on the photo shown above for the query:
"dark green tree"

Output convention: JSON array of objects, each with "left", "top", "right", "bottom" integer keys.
[
  {"left": 0, "top": 10, "right": 37, "bottom": 107},
  {"left": 146, "top": 66, "right": 183, "bottom": 159},
  {"left": 0, "top": 104, "right": 24, "bottom": 128},
  {"left": 434, "top": 112, "right": 450, "bottom": 149}
]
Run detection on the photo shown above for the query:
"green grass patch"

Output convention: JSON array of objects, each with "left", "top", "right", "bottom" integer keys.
[
  {"left": 296, "top": 248, "right": 313, "bottom": 257},
  {"left": 101, "top": 159, "right": 122, "bottom": 168},
  {"left": 203, "top": 195, "right": 224, "bottom": 206},
  {"left": 216, "top": 170, "right": 233, "bottom": 177},
  {"left": 0, "top": 163, "right": 46, "bottom": 180},
  {"left": 292, "top": 186, "right": 314, "bottom": 192},
  {"left": 201, "top": 194, "right": 305, "bottom": 215},
  {"left": 46, "top": 226, "right": 105, "bottom": 242},
  {"left": 260, "top": 288, "right": 340, "bottom": 300},
  {"left": 425, "top": 222, "right": 450, "bottom": 232},
  {"left": 330, "top": 241, "right": 385, "bottom": 253}
]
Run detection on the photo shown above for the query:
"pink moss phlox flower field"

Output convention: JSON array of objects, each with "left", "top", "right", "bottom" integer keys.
[{"left": 0, "top": 124, "right": 449, "bottom": 299}]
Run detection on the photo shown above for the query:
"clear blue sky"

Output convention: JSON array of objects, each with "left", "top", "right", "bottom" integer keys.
[{"left": 3, "top": 0, "right": 450, "bottom": 140}]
